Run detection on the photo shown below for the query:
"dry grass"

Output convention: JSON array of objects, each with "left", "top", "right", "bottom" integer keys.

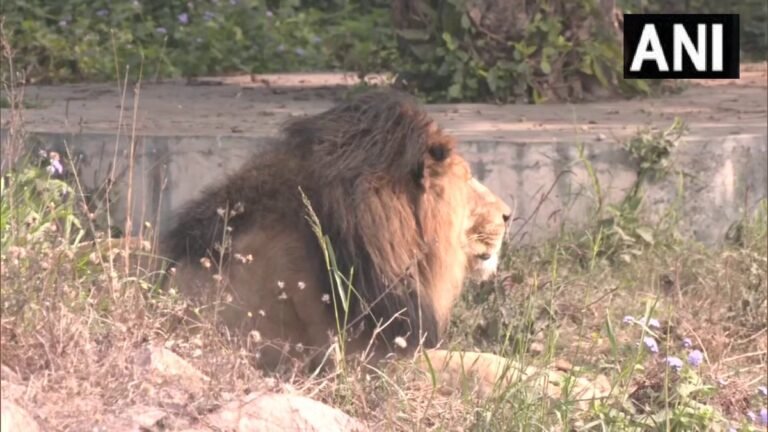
[{"left": 1, "top": 31, "right": 766, "bottom": 431}]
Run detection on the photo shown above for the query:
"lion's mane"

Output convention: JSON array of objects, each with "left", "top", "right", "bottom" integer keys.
[{"left": 163, "top": 90, "right": 471, "bottom": 354}]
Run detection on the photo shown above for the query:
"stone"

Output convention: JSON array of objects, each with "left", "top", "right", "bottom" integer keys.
[
  {"left": 205, "top": 393, "right": 367, "bottom": 432},
  {"left": 1, "top": 400, "right": 41, "bottom": 432},
  {"left": 135, "top": 344, "right": 210, "bottom": 394}
]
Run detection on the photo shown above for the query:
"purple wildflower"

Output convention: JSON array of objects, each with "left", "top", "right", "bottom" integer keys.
[
  {"left": 622, "top": 315, "right": 635, "bottom": 324},
  {"left": 203, "top": 11, "right": 215, "bottom": 21},
  {"left": 96, "top": 9, "right": 109, "bottom": 17},
  {"left": 311, "top": 35, "right": 322, "bottom": 44},
  {"left": 647, "top": 318, "right": 661, "bottom": 329},
  {"left": 760, "top": 408, "right": 767, "bottom": 425},
  {"left": 643, "top": 336, "right": 659, "bottom": 353},
  {"left": 58, "top": 20, "right": 68, "bottom": 27},
  {"left": 758, "top": 386, "right": 767, "bottom": 397},
  {"left": 156, "top": 27, "right": 167, "bottom": 34},
  {"left": 682, "top": 337, "right": 693, "bottom": 348},
  {"left": 687, "top": 349, "right": 704, "bottom": 367},
  {"left": 178, "top": 12, "right": 189, "bottom": 24},
  {"left": 266, "top": 10, "right": 273, "bottom": 18},
  {"left": 51, "top": 159, "right": 63, "bottom": 175},
  {"left": 229, "top": 0, "right": 238, "bottom": 4},
  {"left": 294, "top": 47, "right": 306, "bottom": 56},
  {"left": 665, "top": 356, "right": 683, "bottom": 371},
  {"left": 46, "top": 152, "right": 63, "bottom": 176}
]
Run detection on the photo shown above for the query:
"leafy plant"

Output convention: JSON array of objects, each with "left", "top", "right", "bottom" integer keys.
[
  {"left": 580, "top": 118, "right": 687, "bottom": 263},
  {"left": 3, "top": 0, "right": 396, "bottom": 82},
  {"left": 391, "top": 0, "right": 653, "bottom": 103}
]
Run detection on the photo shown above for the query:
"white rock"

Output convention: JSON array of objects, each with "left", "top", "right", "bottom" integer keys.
[
  {"left": 205, "top": 393, "right": 367, "bottom": 432},
  {"left": 1, "top": 399, "right": 41, "bottom": 432}
]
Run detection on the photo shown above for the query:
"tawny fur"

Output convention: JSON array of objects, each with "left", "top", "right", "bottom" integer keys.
[{"left": 162, "top": 90, "right": 510, "bottom": 370}]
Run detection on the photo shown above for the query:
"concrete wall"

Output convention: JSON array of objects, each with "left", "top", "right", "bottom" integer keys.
[{"left": 16, "top": 131, "right": 768, "bottom": 245}]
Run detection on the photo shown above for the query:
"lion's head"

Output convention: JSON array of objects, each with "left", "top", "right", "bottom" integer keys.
[
  {"left": 465, "top": 178, "right": 512, "bottom": 282},
  {"left": 163, "top": 90, "right": 511, "bottom": 370}
]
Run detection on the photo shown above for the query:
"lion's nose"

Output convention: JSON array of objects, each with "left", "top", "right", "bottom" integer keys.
[{"left": 502, "top": 213, "right": 511, "bottom": 223}]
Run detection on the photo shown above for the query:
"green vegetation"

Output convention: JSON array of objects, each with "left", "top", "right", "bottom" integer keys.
[
  {"left": 4, "top": 0, "right": 765, "bottom": 102},
  {"left": 447, "top": 120, "right": 768, "bottom": 430},
  {"left": 390, "top": 0, "right": 648, "bottom": 103},
  {"left": 3, "top": 0, "right": 395, "bottom": 83}
]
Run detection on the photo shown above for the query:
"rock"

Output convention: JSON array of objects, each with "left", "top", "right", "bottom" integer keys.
[
  {"left": 1, "top": 400, "right": 41, "bottom": 432},
  {"left": 135, "top": 344, "right": 209, "bottom": 394},
  {"left": 205, "top": 393, "right": 367, "bottom": 432},
  {"left": 97, "top": 405, "right": 195, "bottom": 432},
  {"left": 0, "top": 380, "right": 27, "bottom": 402},
  {"left": 554, "top": 358, "right": 573, "bottom": 372},
  {"left": 529, "top": 342, "right": 545, "bottom": 354},
  {"left": 93, "top": 417, "right": 142, "bottom": 432},
  {"left": 123, "top": 405, "right": 168, "bottom": 429}
]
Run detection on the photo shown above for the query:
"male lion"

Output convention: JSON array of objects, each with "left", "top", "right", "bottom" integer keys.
[{"left": 162, "top": 90, "right": 511, "bottom": 375}]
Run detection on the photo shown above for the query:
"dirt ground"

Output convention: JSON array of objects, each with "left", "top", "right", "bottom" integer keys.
[{"left": 5, "top": 63, "right": 766, "bottom": 144}]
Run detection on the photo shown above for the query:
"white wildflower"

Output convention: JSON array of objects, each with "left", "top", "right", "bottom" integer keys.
[{"left": 394, "top": 336, "right": 408, "bottom": 349}]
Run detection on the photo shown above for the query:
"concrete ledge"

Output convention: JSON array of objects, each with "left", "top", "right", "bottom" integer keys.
[
  {"left": 19, "top": 130, "right": 767, "bottom": 245},
  {"left": 2, "top": 69, "right": 766, "bottom": 244}
]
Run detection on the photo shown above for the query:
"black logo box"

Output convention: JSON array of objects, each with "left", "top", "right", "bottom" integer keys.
[{"left": 623, "top": 14, "right": 740, "bottom": 79}]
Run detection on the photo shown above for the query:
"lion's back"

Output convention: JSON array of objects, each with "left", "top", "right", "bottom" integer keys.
[{"left": 161, "top": 152, "right": 307, "bottom": 264}]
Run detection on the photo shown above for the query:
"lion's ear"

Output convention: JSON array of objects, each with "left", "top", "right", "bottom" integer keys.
[{"left": 413, "top": 145, "right": 449, "bottom": 188}]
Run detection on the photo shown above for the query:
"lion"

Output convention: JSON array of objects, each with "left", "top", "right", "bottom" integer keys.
[{"left": 161, "top": 89, "right": 514, "bottom": 381}]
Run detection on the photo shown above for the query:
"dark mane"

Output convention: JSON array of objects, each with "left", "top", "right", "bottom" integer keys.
[{"left": 163, "top": 89, "right": 453, "bottom": 352}]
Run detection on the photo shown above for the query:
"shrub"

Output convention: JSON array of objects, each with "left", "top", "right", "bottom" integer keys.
[{"left": 3, "top": 0, "right": 395, "bottom": 82}]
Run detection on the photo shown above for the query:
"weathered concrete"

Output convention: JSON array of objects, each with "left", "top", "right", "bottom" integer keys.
[{"left": 2, "top": 66, "right": 766, "bottom": 244}]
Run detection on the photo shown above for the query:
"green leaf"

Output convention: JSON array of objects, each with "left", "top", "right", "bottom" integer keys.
[
  {"left": 486, "top": 68, "right": 498, "bottom": 92},
  {"left": 593, "top": 61, "right": 609, "bottom": 87},
  {"left": 540, "top": 58, "right": 551, "bottom": 75},
  {"left": 447, "top": 83, "right": 463, "bottom": 99},
  {"left": 442, "top": 32, "right": 457, "bottom": 50},
  {"left": 605, "top": 314, "right": 619, "bottom": 361},
  {"left": 460, "top": 13, "right": 471, "bottom": 30}
]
